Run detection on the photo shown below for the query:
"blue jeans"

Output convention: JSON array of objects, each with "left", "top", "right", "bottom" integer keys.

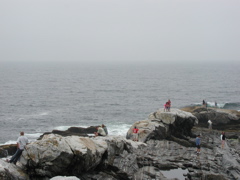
[{"left": 9, "top": 149, "right": 23, "bottom": 164}]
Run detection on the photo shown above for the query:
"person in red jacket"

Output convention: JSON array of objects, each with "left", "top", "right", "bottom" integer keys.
[{"left": 132, "top": 126, "right": 139, "bottom": 141}]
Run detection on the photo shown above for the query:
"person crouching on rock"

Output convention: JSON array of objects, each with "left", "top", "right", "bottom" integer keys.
[
  {"left": 7, "top": 131, "right": 29, "bottom": 164},
  {"left": 94, "top": 126, "right": 106, "bottom": 137},
  {"left": 132, "top": 126, "right": 139, "bottom": 141},
  {"left": 196, "top": 135, "right": 201, "bottom": 154}
]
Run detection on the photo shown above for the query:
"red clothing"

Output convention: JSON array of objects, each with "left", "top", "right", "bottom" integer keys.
[
  {"left": 168, "top": 100, "right": 171, "bottom": 107},
  {"left": 133, "top": 128, "right": 139, "bottom": 133},
  {"left": 166, "top": 102, "right": 170, "bottom": 108}
]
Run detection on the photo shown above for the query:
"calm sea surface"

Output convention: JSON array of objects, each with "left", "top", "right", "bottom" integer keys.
[{"left": 0, "top": 61, "right": 239, "bottom": 144}]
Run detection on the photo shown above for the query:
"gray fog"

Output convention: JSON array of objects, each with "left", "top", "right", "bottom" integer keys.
[{"left": 0, "top": 0, "right": 239, "bottom": 64}]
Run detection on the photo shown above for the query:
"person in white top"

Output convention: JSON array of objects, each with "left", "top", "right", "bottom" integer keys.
[
  {"left": 8, "top": 131, "right": 28, "bottom": 164},
  {"left": 208, "top": 120, "right": 212, "bottom": 130},
  {"left": 94, "top": 126, "right": 106, "bottom": 137}
]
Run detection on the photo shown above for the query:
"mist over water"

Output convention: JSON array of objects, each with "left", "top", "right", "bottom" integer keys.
[{"left": 0, "top": 61, "right": 239, "bottom": 144}]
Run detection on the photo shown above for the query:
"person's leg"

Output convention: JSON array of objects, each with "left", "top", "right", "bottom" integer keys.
[
  {"left": 133, "top": 133, "right": 136, "bottom": 141},
  {"left": 196, "top": 145, "right": 200, "bottom": 153},
  {"left": 13, "top": 149, "right": 23, "bottom": 164},
  {"left": 9, "top": 149, "right": 21, "bottom": 164}
]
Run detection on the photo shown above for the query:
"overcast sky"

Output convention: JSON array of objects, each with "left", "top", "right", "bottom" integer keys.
[{"left": 0, "top": 0, "right": 239, "bottom": 64}]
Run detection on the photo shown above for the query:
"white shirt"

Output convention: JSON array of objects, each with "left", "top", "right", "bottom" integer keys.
[
  {"left": 208, "top": 120, "right": 212, "bottom": 125},
  {"left": 17, "top": 136, "right": 29, "bottom": 150},
  {"left": 97, "top": 127, "right": 106, "bottom": 136}
]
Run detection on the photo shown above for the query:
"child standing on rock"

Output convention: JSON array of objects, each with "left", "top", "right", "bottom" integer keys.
[{"left": 196, "top": 135, "right": 201, "bottom": 154}]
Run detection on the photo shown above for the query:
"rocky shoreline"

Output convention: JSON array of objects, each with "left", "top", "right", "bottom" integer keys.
[{"left": 0, "top": 106, "right": 240, "bottom": 180}]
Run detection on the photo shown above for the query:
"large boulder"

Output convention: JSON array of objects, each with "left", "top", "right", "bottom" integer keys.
[
  {"left": 126, "top": 109, "right": 198, "bottom": 143},
  {"left": 19, "top": 134, "right": 145, "bottom": 179},
  {"left": 21, "top": 134, "right": 107, "bottom": 177}
]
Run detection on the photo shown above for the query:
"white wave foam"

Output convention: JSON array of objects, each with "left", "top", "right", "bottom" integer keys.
[
  {"left": 53, "top": 126, "right": 72, "bottom": 131},
  {"left": 107, "top": 123, "right": 131, "bottom": 136},
  {"left": 25, "top": 133, "right": 43, "bottom": 138},
  {"left": 193, "top": 102, "right": 225, "bottom": 108},
  {"left": 0, "top": 140, "right": 16, "bottom": 145}
]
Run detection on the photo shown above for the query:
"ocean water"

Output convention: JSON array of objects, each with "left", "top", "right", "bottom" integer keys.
[{"left": 0, "top": 61, "right": 240, "bottom": 144}]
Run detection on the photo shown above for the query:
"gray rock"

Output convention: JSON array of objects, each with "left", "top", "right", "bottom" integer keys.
[
  {"left": 0, "top": 159, "right": 29, "bottom": 180},
  {"left": 21, "top": 134, "right": 108, "bottom": 177},
  {"left": 19, "top": 134, "right": 145, "bottom": 179},
  {"left": 126, "top": 108, "right": 198, "bottom": 142},
  {"left": 181, "top": 106, "right": 240, "bottom": 130}
]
